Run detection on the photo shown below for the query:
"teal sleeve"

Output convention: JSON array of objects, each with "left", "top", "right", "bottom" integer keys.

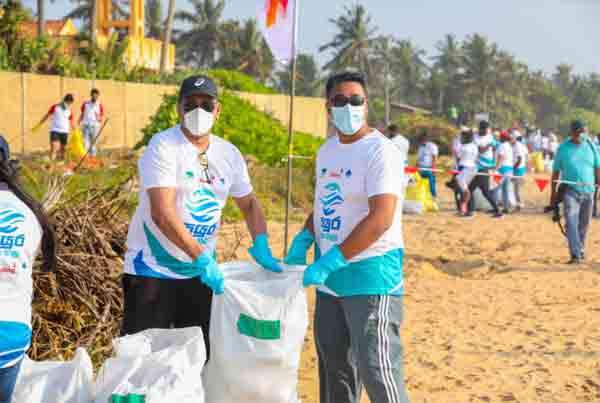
[{"left": 552, "top": 147, "right": 562, "bottom": 172}]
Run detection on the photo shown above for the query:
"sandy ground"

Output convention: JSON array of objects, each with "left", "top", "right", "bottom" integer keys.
[{"left": 219, "top": 175, "right": 600, "bottom": 403}]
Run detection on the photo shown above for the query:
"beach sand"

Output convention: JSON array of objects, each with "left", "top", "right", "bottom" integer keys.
[{"left": 219, "top": 176, "right": 600, "bottom": 403}]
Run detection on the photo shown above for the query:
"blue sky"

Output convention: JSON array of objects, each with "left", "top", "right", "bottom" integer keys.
[{"left": 25, "top": 0, "right": 600, "bottom": 74}]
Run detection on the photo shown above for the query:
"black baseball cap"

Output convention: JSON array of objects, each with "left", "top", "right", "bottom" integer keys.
[
  {"left": 179, "top": 75, "right": 218, "bottom": 100},
  {"left": 571, "top": 119, "right": 585, "bottom": 133},
  {"left": 479, "top": 120, "right": 490, "bottom": 130}
]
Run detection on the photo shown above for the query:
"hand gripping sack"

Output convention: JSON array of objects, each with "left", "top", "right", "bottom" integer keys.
[
  {"left": 203, "top": 261, "right": 308, "bottom": 403},
  {"left": 12, "top": 348, "right": 94, "bottom": 403},
  {"left": 94, "top": 327, "right": 206, "bottom": 403}
]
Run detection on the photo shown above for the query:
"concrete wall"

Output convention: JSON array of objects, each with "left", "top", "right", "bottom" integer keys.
[{"left": 0, "top": 72, "right": 326, "bottom": 154}]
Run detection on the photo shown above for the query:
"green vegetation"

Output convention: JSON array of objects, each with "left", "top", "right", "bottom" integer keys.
[
  {"left": 137, "top": 92, "right": 323, "bottom": 167},
  {"left": 19, "top": 156, "right": 314, "bottom": 223}
]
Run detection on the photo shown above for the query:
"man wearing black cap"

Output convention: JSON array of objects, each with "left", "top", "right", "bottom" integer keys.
[
  {"left": 551, "top": 120, "right": 600, "bottom": 264},
  {"left": 121, "top": 75, "right": 281, "bottom": 353}
]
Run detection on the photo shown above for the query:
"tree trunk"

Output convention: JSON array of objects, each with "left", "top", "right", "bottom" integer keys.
[
  {"left": 384, "top": 78, "right": 391, "bottom": 126},
  {"left": 160, "top": 0, "right": 176, "bottom": 73},
  {"left": 37, "top": 0, "right": 44, "bottom": 38},
  {"left": 90, "top": 0, "right": 97, "bottom": 46}
]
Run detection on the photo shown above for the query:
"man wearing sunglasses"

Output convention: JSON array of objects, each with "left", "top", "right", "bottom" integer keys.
[
  {"left": 121, "top": 75, "right": 281, "bottom": 355},
  {"left": 284, "top": 72, "right": 410, "bottom": 403}
]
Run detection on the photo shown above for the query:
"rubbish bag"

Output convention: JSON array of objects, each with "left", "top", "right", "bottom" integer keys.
[
  {"left": 66, "top": 128, "right": 87, "bottom": 161},
  {"left": 531, "top": 152, "right": 545, "bottom": 173},
  {"left": 203, "top": 261, "right": 308, "bottom": 403},
  {"left": 12, "top": 348, "right": 94, "bottom": 403},
  {"left": 94, "top": 327, "right": 206, "bottom": 403},
  {"left": 404, "top": 173, "right": 438, "bottom": 213}
]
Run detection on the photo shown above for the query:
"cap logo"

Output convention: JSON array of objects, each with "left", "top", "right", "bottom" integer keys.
[{"left": 194, "top": 78, "right": 206, "bottom": 87}]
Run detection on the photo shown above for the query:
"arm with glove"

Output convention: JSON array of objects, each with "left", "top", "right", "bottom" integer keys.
[
  {"left": 235, "top": 193, "right": 282, "bottom": 273},
  {"left": 289, "top": 195, "right": 398, "bottom": 287}
]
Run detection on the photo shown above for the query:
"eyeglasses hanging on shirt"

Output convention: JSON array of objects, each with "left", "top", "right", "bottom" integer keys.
[{"left": 198, "top": 151, "right": 212, "bottom": 184}]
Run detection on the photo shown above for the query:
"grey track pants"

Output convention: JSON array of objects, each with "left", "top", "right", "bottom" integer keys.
[{"left": 314, "top": 292, "right": 410, "bottom": 403}]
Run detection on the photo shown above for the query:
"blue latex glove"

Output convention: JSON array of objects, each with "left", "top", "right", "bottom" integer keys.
[
  {"left": 284, "top": 229, "right": 315, "bottom": 265},
  {"left": 303, "top": 245, "right": 348, "bottom": 287},
  {"left": 248, "top": 234, "right": 282, "bottom": 273},
  {"left": 194, "top": 252, "right": 225, "bottom": 295}
]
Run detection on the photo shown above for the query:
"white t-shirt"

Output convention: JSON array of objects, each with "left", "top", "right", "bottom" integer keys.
[
  {"left": 475, "top": 133, "right": 495, "bottom": 169},
  {"left": 80, "top": 101, "right": 104, "bottom": 126},
  {"left": 48, "top": 103, "right": 73, "bottom": 133},
  {"left": 124, "top": 126, "right": 253, "bottom": 279},
  {"left": 417, "top": 141, "right": 438, "bottom": 167},
  {"left": 314, "top": 131, "right": 404, "bottom": 297},
  {"left": 541, "top": 136, "right": 550, "bottom": 152},
  {"left": 390, "top": 135, "right": 410, "bottom": 163},
  {"left": 458, "top": 142, "right": 478, "bottom": 168},
  {"left": 512, "top": 141, "right": 529, "bottom": 169},
  {"left": 496, "top": 142, "right": 514, "bottom": 168},
  {"left": 0, "top": 184, "right": 42, "bottom": 368}
]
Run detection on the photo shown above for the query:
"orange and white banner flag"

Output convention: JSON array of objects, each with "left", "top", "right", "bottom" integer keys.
[{"left": 259, "top": 0, "right": 297, "bottom": 63}]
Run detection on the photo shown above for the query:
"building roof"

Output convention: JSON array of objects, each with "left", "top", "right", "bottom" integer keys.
[
  {"left": 19, "top": 19, "right": 78, "bottom": 38},
  {"left": 391, "top": 102, "right": 432, "bottom": 115}
]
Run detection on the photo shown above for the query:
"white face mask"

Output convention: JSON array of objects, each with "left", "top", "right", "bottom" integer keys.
[
  {"left": 183, "top": 107, "right": 214, "bottom": 137},
  {"left": 331, "top": 104, "right": 365, "bottom": 136}
]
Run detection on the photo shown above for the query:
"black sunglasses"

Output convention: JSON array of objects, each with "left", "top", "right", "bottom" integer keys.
[
  {"left": 184, "top": 100, "right": 216, "bottom": 114},
  {"left": 330, "top": 94, "right": 366, "bottom": 108}
]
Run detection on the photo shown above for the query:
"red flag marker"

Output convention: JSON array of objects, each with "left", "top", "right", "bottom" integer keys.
[
  {"left": 535, "top": 178, "right": 550, "bottom": 192},
  {"left": 405, "top": 166, "right": 418, "bottom": 174},
  {"left": 492, "top": 173, "right": 503, "bottom": 185}
]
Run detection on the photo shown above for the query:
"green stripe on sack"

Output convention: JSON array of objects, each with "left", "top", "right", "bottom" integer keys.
[
  {"left": 237, "top": 313, "right": 281, "bottom": 340},
  {"left": 110, "top": 394, "right": 146, "bottom": 403}
]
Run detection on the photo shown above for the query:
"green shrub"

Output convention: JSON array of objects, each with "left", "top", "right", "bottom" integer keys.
[
  {"left": 395, "top": 113, "right": 458, "bottom": 155},
  {"left": 137, "top": 92, "right": 323, "bottom": 167}
]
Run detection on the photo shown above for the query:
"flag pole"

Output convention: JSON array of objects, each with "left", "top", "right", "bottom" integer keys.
[{"left": 283, "top": 0, "right": 299, "bottom": 256}]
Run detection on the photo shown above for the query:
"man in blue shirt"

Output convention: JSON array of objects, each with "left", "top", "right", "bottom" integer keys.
[{"left": 551, "top": 120, "right": 600, "bottom": 264}]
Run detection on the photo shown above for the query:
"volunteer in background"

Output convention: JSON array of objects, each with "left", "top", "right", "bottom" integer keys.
[
  {"left": 0, "top": 136, "right": 56, "bottom": 403},
  {"left": 36, "top": 94, "right": 75, "bottom": 160},
  {"left": 456, "top": 129, "right": 478, "bottom": 217},
  {"left": 548, "top": 132, "right": 559, "bottom": 160},
  {"left": 467, "top": 120, "right": 503, "bottom": 217},
  {"left": 449, "top": 129, "right": 465, "bottom": 210},
  {"left": 121, "top": 75, "right": 281, "bottom": 355},
  {"left": 285, "top": 72, "right": 410, "bottom": 403},
  {"left": 551, "top": 120, "right": 600, "bottom": 264},
  {"left": 78, "top": 88, "right": 104, "bottom": 157},
  {"left": 511, "top": 131, "right": 529, "bottom": 211},
  {"left": 494, "top": 131, "right": 515, "bottom": 214},
  {"left": 541, "top": 132, "right": 550, "bottom": 159},
  {"left": 416, "top": 132, "right": 439, "bottom": 199},
  {"left": 386, "top": 124, "right": 410, "bottom": 166}
]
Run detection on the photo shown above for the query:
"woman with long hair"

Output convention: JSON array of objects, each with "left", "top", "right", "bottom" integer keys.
[{"left": 0, "top": 136, "right": 56, "bottom": 403}]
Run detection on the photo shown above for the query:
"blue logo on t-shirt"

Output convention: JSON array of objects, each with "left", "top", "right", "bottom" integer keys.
[
  {"left": 320, "top": 183, "right": 343, "bottom": 239},
  {"left": 0, "top": 209, "right": 25, "bottom": 250},
  {"left": 184, "top": 189, "right": 219, "bottom": 240}
]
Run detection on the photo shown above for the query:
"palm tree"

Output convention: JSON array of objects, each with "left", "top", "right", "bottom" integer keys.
[
  {"left": 393, "top": 39, "right": 427, "bottom": 106},
  {"left": 276, "top": 53, "right": 320, "bottom": 97},
  {"left": 160, "top": 0, "right": 176, "bottom": 73},
  {"left": 461, "top": 34, "right": 499, "bottom": 113},
  {"left": 319, "top": 4, "right": 377, "bottom": 78},
  {"left": 146, "top": 0, "right": 163, "bottom": 40},
  {"left": 175, "top": 0, "right": 225, "bottom": 68},
  {"left": 433, "top": 34, "right": 463, "bottom": 112},
  {"left": 215, "top": 19, "right": 273, "bottom": 82},
  {"left": 371, "top": 36, "right": 398, "bottom": 124}
]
